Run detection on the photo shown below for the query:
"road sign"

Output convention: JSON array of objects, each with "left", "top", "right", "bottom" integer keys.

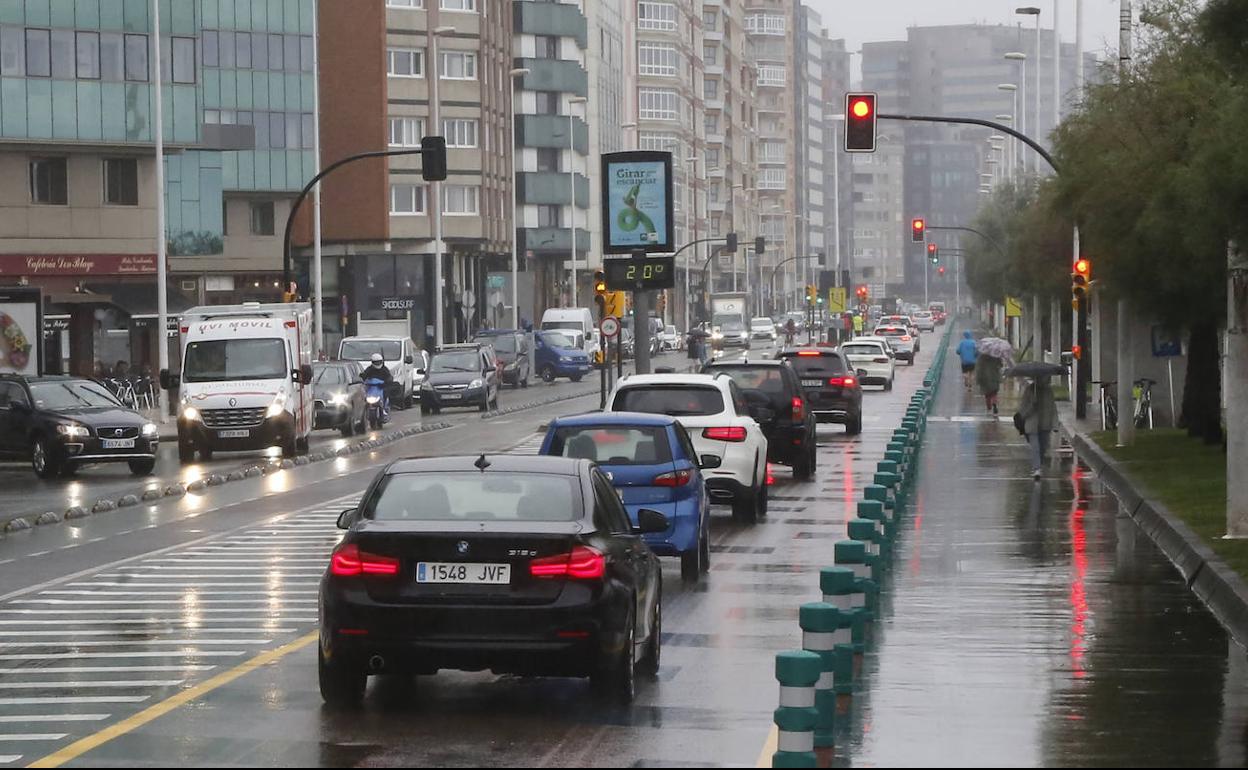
[
  {"left": 600, "top": 315, "right": 621, "bottom": 339},
  {"left": 1151, "top": 325, "right": 1183, "bottom": 357},
  {"left": 827, "top": 287, "right": 847, "bottom": 313},
  {"left": 1005, "top": 296, "right": 1023, "bottom": 318}
]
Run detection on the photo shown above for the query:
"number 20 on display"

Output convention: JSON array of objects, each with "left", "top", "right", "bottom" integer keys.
[{"left": 626, "top": 263, "right": 665, "bottom": 281}]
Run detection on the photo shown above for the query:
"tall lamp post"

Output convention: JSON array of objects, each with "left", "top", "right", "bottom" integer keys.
[
  {"left": 508, "top": 68, "right": 530, "bottom": 329},
  {"left": 683, "top": 156, "right": 699, "bottom": 333},
  {"left": 1003, "top": 55, "right": 1026, "bottom": 171},
  {"left": 567, "top": 95, "right": 587, "bottom": 306},
  {"left": 151, "top": 0, "right": 168, "bottom": 419},
  {"left": 994, "top": 102, "right": 1017, "bottom": 179},
  {"left": 430, "top": 24, "right": 455, "bottom": 347},
  {"left": 1016, "top": 7, "right": 1043, "bottom": 174}
]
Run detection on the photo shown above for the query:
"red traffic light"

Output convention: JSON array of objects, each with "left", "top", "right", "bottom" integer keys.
[
  {"left": 938, "top": 266, "right": 946, "bottom": 275},
  {"left": 850, "top": 98, "right": 872, "bottom": 119},
  {"left": 927, "top": 243, "right": 937, "bottom": 254},
  {"left": 844, "top": 92, "right": 878, "bottom": 153},
  {"left": 911, "top": 218, "right": 926, "bottom": 242},
  {"left": 1074, "top": 258, "right": 1091, "bottom": 277}
]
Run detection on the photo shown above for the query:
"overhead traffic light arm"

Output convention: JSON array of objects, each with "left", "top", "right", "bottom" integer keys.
[{"left": 878, "top": 113, "right": 1058, "bottom": 173}]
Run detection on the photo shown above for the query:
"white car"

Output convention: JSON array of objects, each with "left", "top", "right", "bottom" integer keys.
[
  {"left": 912, "top": 311, "right": 936, "bottom": 332},
  {"left": 750, "top": 317, "right": 778, "bottom": 342},
  {"left": 606, "top": 373, "right": 769, "bottom": 523},
  {"left": 873, "top": 325, "right": 917, "bottom": 364},
  {"left": 659, "top": 324, "right": 683, "bottom": 351},
  {"left": 840, "top": 337, "right": 896, "bottom": 390}
]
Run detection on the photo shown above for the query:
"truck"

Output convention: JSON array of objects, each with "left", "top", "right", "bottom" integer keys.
[
  {"left": 164, "top": 302, "right": 315, "bottom": 463},
  {"left": 708, "top": 292, "right": 750, "bottom": 350}
]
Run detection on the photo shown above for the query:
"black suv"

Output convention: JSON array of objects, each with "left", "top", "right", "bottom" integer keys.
[
  {"left": 471, "top": 330, "right": 530, "bottom": 389},
  {"left": 701, "top": 358, "right": 818, "bottom": 479},
  {"left": 775, "top": 348, "right": 863, "bottom": 435},
  {"left": 0, "top": 375, "right": 159, "bottom": 478},
  {"left": 420, "top": 343, "right": 501, "bottom": 414}
]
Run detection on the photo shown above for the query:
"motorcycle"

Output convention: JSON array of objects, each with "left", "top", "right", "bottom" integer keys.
[{"left": 363, "top": 378, "right": 389, "bottom": 430}]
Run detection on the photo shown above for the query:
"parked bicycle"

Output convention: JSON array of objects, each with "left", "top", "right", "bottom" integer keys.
[
  {"left": 1133, "top": 378, "right": 1156, "bottom": 430},
  {"left": 1092, "top": 380, "right": 1118, "bottom": 431}
]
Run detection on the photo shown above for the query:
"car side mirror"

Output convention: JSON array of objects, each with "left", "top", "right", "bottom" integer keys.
[
  {"left": 404, "top": 354, "right": 414, "bottom": 365},
  {"left": 635, "top": 508, "right": 670, "bottom": 535},
  {"left": 857, "top": 368, "right": 869, "bottom": 379},
  {"left": 336, "top": 509, "right": 355, "bottom": 530},
  {"left": 699, "top": 454, "right": 722, "bottom": 469},
  {"left": 296, "top": 364, "right": 314, "bottom": 384},
  {"left": 749, "top": 405, "right": 774, "bottom": 423},
  {"left": 9, "top": 400, "right": 30, "bottom": 413},
  {"left": 159, "top": 368, "right": 179, "bottom": 390},
  {"left": 416, "top": 368, "right": 426, "bottom": 376}
]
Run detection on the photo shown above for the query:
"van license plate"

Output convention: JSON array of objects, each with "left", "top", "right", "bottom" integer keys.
[
  {"left": 416, "top": 562, "right": 510, "bottom": 585},
  {"left": 217, "top": 429, "right": 249, "bottom": 439}
]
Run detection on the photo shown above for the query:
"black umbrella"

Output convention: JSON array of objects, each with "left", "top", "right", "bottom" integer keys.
[{"left": 1005, "top": 361, "right": 1067, "bottom": 378}]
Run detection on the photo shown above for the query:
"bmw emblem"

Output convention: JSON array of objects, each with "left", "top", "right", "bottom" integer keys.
[
  {"left": 228, "top": 398, "right": 238, "bottom": 407},
  {"left": 456, "top": 541, "right": 470, "bottom": 556}
]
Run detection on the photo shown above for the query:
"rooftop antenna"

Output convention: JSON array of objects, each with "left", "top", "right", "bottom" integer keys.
[{"left": 474, "top": 454, "right": 491, "bottom": 472}]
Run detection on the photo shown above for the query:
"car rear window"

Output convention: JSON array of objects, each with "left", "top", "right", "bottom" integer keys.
[
  {"left": 782, "top": 354, "right": 846, "bottom": 378},
  {"left": 366, "top": 472, "right": 580, "bottom": 522},
  {"left": 875, "top": 327, "right": 907, "bottom": 337},
  {"left": 550, "top": 426, "right": 673, "bottom": 465},
  {"left": 710, "top": 366, "right": 789, "bottom": 402},
  {"left": 612, "top": 385, "right": 724, "bottom": 417},
  {"left": 842, "top": 344, "right": 885, "bottom": 356}
]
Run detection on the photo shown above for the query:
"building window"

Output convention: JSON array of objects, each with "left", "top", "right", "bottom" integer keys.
[
  {"left": 387, "top": 0, "right": 424, "bottom": 6},
  {"left": 638, "top": 2, "right": 677, "bottom": 31},
  {"left": 0, "top": 27, "right": 23, "bottom": 76},
  {"left": 442, "top": 118, "right": 478, "bottom": 148},
  {"left": 300, "top": 35, "right": 313, "bottom": 72},
  {"left": 639, "top": 88, "right": 678, "bottom": 121},
  {"left": 537, "top": 204, "right": 561, "bottom": 228},
  {"left": 75, "top": 32, "right": 100, "bottom": 79},
  {"left": 760, "top": 141, "right": 785, "bottom": 163},
  {"left": 704, "top": 148, "right": 719, "bottom": 168},
  {"left": 535, "top": 91, "right": 560, "bottom": 115},
  {"left": 24, "top": 29, "right": 50, "bottom": 77},
  {"left": 757, "top": 65, "right": 785, "bottom": 87},
  {"left": 269, "top": 113, "right": 286, "bottom": 148},
  {"left": 388, "top": 116, "right": 424, "bottom": 147},
  {"left": 48, "top": 30, "right": 72, "bottom": 78},
  {"left": 390, "top": 183, "right": 426, "bottom": 215},
  {"left": 266, "top": 33, "right": 283, "bottom": 70},
  {"left": 301, "top": 113, "right": 314, "bottom": 149},
  {"left": 745, "top": 13, "right": 786, "bottom": 35},
  {"left": 440, "top": 51, "right": 476, "bottom": 80},
  {"left": 284, "top": 34, "right": 300, "bottom": 72},
  {"left": 536, "top": 147, "right": 560, "bottom": 172},
  {"left": 536, "top": 36, "right": 559, "bottom": 59},
  {"left": 703, "top": 9, "right": 719, "bottom": 31},
  {"left": 442, "top": 185, "right": 479, "bottom": 215},
  {"left": 171, "top": 36, "right": 195, "bottom": 83},
  {"left": 124, "top": 33, "right": 148, "bottom": 81},
  {"left": 759, "top": 168, "right": 787, "bottom": 190},
  {"left": 704, "top": 114, "right": 718, "bottom": 134},
  {"left": 233, "top": 31, "right": 251, "bottom": 68},
  {"left": 250, "top": 202, "right": 276, "bottom": 235},
  {"left": 639, "top": 131, "right": 678, "bottom": 153},
  {"left": 29, "top": 158, "right": 67, "bottom": 205},
  {"left": 387, "top": 47, "right": 423, "bottom": 77},
  {"left": 703, "top": 43, "right": 717, "bottom": 66},
  {"left": 638, "top": 43, "right": 677, "bottom": 76},
  {"left": 441, "top": 0, "right": 477, "bottom": 11},
  {"left": 704, "top": 79, "right": 718, "bottom": 100},
  {"left": 201, "top": 30, "right": 218, "bottom": 67},
  {"left": 103, "top": 158, "right": 138, "bottom": 206}
]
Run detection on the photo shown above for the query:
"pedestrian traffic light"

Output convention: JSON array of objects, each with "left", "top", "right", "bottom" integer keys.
[
  {"left": 421, "top": 136, "right": 447, "bottom": 181},
  {"left": 1072, "top": 258, "right": 1092, "bottom": 301},
  {"left": 911, "top": 218, "right": 926, "bottom": 243},
  {"left": 593, "top": 270, "right": 607, "bottom": 315},
  {"left": 938, "top": 266, "right": 946, "bottom": 276},
  {"left": 754, "top": 236, "right": 766, "bottom": 256},
  {"left": 927, "top": 243, "right": 939, "bottom": 264},
  {"left": 726, "top": 232, "right": 738, "bottom": 252},
  {"left": 844, "top": 92, "right": 878, "bottom": 153},
  {"left": 806, "top": 285, "right": 817, "bottom": 304}
]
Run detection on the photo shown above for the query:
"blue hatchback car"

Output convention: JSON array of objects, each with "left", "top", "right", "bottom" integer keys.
[{"left": 540, "top": 412, "right": 713, "bottom": 581}]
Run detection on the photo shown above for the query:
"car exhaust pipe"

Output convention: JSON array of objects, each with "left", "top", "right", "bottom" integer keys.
[{"left": 368, "top": 655, "right": 385, "bottom": 672}]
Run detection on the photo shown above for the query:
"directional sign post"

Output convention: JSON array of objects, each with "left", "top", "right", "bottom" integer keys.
[{"left": 828, "top": 287, "right": 848, "bottom": 314}]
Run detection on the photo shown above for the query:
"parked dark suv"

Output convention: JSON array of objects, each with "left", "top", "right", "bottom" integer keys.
[
  {"left": 420, "top": 343, "right": 501, "bottom": 414},
  {"left": 0, "top": 375, "right": 159, "bottom": 478},
  {"left": 701, "top": 358, "right": 817, "bottom": 479},
  {"left": 775, "top": 348, "right": 863, "bottom": 434},
  {"left": 471, "top": 330, "right": 530, "bottom": 389}
]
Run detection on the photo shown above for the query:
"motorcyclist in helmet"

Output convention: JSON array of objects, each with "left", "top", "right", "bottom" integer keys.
[{"left": 362, "top": 353, "right": 394, "bottom": 420}]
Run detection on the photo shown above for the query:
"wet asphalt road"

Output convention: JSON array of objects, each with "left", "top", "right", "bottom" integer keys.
[{"left": 0, "top": 328, "right": 1244, "bottom": 767}]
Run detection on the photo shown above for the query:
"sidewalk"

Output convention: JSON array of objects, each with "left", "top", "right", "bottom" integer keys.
[{"left": 1056, "top": 400, "right": 1248, "bottom": 648}]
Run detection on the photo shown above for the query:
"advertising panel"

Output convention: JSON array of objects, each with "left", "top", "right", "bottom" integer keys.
[
  {"left": 0, "top": 287, "right": 42, "bottom": 375},
  {"left": 601, "top": 151, "right": 674, "bottom": 254}
]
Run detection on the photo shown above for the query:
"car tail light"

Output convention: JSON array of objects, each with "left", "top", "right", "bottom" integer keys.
[
  {"left": 530, "top": 545, "right": 606, "bottom": 580},
  {"left": 330, "top": 543, "right": 400, "bottom": 577},
  {"left": 901, "top": 335, "right": 912, "bottom": 342},
  {"left": 828, "top": 376, "right": 858, "bottom": 388},
  {"left": 766, "top": 463, "right": 776, "bottom": 485},
  {"left": 703, "top": 426, "right": 747, "bottom": 442},
  {"left": 653, "top": 468, "right": 693, "bottom": 487},
  {"left": 791, "top": 396, "right": 804, "bottom": 422},
  {"left": 796, "top": 350, "right": 822, "bottom": 357}
]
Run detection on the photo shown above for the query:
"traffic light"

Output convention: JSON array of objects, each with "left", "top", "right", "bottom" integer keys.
[
  {"left": 593, "top": 270, "right": 607, "bottom": 315},
  {"left": 911, "top": 218, "right": 926, "bottom": 243},
  {"left": 754, "top": 236, "right": 766, "bottom": 256},
  {"left": 1072, "top": 258, "right": 1092, "bottom": 301},
  {"left": 855, "top": 285, "right": 869, "bottom": 301},
  {"left": 726, "top": 232, "right": 738, "bottom": 252},
  {"left": 806, "top": 285, "right": 817, "bottom": 304},
  {"left": 844, "top": 92, "right": 878, "bottom": 152},
  {"left": 927, "top": 243, "right": 939, "bottom": 264},
  {"left": 938, "top": 266, "right": 946, "bottom": 276},
  {"left": 420, "top": 135, "right": 447, "bottom": 181}
]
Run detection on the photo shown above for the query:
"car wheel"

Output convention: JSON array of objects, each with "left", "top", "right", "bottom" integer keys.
[
  {"left": 318, "top": 646, "right": 366, "bottom": 707},
  {"left": 732, "top": 489, "right": 758, "bottom": 525},
  {"left": 178, "top": 440, "right": 195, "bottom": 464},
  {"left": 128, "top": 458, "right": 156, "bottom": 476},
  {"left": 756, "top": 482, "right": 769, "bottom": 519},
  {"left": 281, "top": 438, "right": 298, "bottom": 458},
  {"left": 638, "top": 596, "right": 661, "bottom": 677},
  {"left": 680, "top": 545, "right": 701, "bottom": 582},
  {"left": 296, "top": 436, "right": 310, "bottom": 455},
  {"left": 31, "top": 437, "right": 59, "bottom": 479},
  {"left": 420, "top": 404, "right": 431, "bottom": 416},
  {"left": 699, "top": 528, "right": 711, "bottom": 572},
  {"left": 198, "top": 445, "right": 214, "bottom": 461},
  {"left": 340, "top": 420, "right": 355, "bottom": 438},
  {"left": 571, "top": 375, "right": 583, "bottom": 383},
  {"left": 846, "top": 414, "right": 863, "bottom": 436},
  {"left": 592, "top": 611, "right": 636, "bottom": 704},
  {"left": 885, "top": 377, "right": 894, "bottom": 391},
  {"left": 794, "top": 450, "right": 814, "bottom": 481},
  {"left": 541, "top": 365, "right": 556, "bottom": 383},
  {"left": 478, "top": 398, "right": 489, "bottom": 412}
]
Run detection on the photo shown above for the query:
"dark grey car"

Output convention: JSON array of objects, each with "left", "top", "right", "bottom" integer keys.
[{"left": 313, "top": 362, "right": 367, "bottom": 437}]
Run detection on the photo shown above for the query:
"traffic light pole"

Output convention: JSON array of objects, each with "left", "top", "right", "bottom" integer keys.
[{"left": 879, "top": 114, "right": 1059, "bottom": 173}]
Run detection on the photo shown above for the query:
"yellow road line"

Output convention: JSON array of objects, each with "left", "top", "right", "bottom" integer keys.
[
  {"left": 28, "top": 631, "right": 318, "bottom": 768},
  {"left": 756, "top": 724, "right": 777, "bottom": 767}
]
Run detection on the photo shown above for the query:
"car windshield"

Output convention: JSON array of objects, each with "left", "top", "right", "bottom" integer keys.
[
  {"left": 477, "top": 334, "right": 516, "bottom": 353},
  {"left": 340, "top": 339, "right": 402, "bottom": 361},
  {"left": 183, "top": 338, "right": 287, "bottom": 382},
  {"left": 541, "top": 331, "right": 577, "bottom": 349},
  {"left": 551, "top": 426, "right": 674, "bottom": 466},
  {"left": 366, "top": 472, "right": 580, "bottom": 522},
  {"left": 613, "top": 385, "right": 723, "bottom": 416},
  {"left": 720, "top": 320, "right": 745, "bottom": 332},
  {"left": 842, "top": 344, "right": 885, "bottom": 357},
  {"left": 29, "top": 380, "right": 121, "bottom": 410},
  {"left": 751, "top": 318, "right": 772, "bottom": 327},
  {"left": 784, "top": 354, "right": 846, "bottom": 377},
  {"left": 431, "top": 350, "right": 481, "bottom": 373},
  {"left": 313, "top": 365, "right": 348, "bottom": 385}
]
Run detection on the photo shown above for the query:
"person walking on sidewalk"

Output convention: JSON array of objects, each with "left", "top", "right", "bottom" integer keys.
[
  {"left": 975, "top": 352, "right": 1004, "bottom": 415},
  {"left": 956, "top": 331, "right": 978, "bottom": 389},
  {"left": 1018, "top": 377, "right": 1058, "bottom": 480}
]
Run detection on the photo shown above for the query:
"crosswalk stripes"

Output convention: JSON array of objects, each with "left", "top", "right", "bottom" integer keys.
[{"left": 0, "top": 494, "right": 360, "bottom": 763}]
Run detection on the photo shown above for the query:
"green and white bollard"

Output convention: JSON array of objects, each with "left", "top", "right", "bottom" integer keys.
[
  {"left": 848, "top": 518, "right": 883, "bottom": 580},
  {"left": 773, "top": 650, "right": 821, "bottom": 768},
  {"left": 858, "top": 499, "right": 892, "bottom": 547},
  {"left": 799, "top": 603, "right": 840, "bottom": 747},
  {"left": 874, "top": 461, "right": 904, "bottom": 510},
  {"left": 834, "top": 539, "right": 874, "bottom": 652},
  {"left": 864, "top": 483, "right": 893, "bottom": 516},
  {"left": 819, "top": 567, "right": 856, "bottom": 695}
]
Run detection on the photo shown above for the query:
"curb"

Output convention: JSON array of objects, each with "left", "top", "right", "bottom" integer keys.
[
  {"left": 1060, "top": 421, "right": 1248, "bottom": 649},
  {"left": 480, "top": 385, "right": 601, "bottom": 420}
]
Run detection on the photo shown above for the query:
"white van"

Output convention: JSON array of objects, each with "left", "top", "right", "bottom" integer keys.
[
  {"left": 165, "top": 303, "right": 315, "bottom": 463},
  {"left": 338, "top": 335, "right": 420, "bottom": 408},
  {"left": 540, "top": 308, "right": 600, "bottom": 359}
]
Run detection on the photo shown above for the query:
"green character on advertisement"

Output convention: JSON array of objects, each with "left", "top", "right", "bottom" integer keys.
[{"left": 617, "top": 184, "right": 657, "bottom": 239}]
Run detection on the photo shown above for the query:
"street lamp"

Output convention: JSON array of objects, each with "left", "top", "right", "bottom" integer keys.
[
  {"left": 567, "top": 95, "right": 587, "bottom": 306},
  {"left": 1017, "top": 7, "right": 1043, "bottom": 174},
  {"left": 430, "top": 24, "right": 456, "bottom": 346},
  {"left": 508, "top": 67, "right": 530, "bottom": 330},
  {"left": 1004, "top": 54, "right": 1027, "bottom": 172},
  {"left": 683, "top": 155, "right": 699, "bottom": 333},
  {"left": 994, "top": 92, "right": 1018, "bottom": 180},
  {"left": 730, "top": 182, "right": 750, "bottom": 292}
]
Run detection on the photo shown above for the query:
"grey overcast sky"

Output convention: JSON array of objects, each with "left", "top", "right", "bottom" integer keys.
[{"left": 807, "top": 0, "right": 1125, "bottom": 78}]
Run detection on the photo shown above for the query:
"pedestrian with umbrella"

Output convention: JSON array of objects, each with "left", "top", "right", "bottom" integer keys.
[
  {"left": 974, "top": 336, "right": 1012, "bottom": 415},
  {"left": 687, "top": 326, "right": 711, "bottom": 369},
  {"left": 1008, "top": 362, "right": 1064, "bottom": 480}
]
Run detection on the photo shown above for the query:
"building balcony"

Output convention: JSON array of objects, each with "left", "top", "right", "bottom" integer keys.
[
  {"left": 704, "top": 97, "right": 725, "bottom": 112},
  {"left": 517, "top": 171, "right": 590, "bottom": 209},
  {"left": 518, "top": 227, "right": 590, "bottom": 255},
  {"left": 516, "top": 115, "right": 589, "bottom": 155},
  {"left": 705, "top": 62, "right": 724, "bottom": 76},
  {"left": 705, "top": 132, "right": 726, "bottom": 146},
  {"left": 516, "top": 58, "right": 589, "bottom": 98},
  {"left": 514, "top": 2, "right": 588, "bottom": 49}
]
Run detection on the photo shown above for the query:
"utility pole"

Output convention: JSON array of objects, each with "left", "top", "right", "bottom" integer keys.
[
  {"left": 1228, "top": 241, "right": 1248, "bottom": 537},
  {"left": 1073, "top": 0, "right": 1087, "bottom": 418},
  {"left": 1116, "top": 0, "right": 1135, "bottom": 447}
]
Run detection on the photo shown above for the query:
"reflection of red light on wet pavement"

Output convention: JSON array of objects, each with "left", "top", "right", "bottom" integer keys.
[
  {"left": 844, "top": 452, "right": 855, "bottom": 518},
  {"left": 1069, "top": 505, "right": 1089, "bottom": 679},
  {"left": 909, "top": 492, "right": 924, "bottom": 576}
]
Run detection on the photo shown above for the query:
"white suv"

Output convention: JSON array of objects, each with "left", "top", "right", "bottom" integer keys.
[
  {"left": 874, "top": 325, "right": 917, "bottom": 364},
  {"left": 606, "top": 373, "right": 770, "bottom": 523},
  {"left": 912, "top": 311, "right": 936, "bottom": 332},
  {"left": 841, "top": 337, "right": 896, "bottom": 390}
]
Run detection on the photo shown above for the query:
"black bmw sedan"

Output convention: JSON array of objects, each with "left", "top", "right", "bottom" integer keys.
[{"left": 319, "top": 454, "right": 666, "bottom": 706}]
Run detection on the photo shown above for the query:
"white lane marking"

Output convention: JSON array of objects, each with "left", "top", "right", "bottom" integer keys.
[
  {"left": 0, "top": 735, "right": 67, "bottom": 742},
  {"left": 0, "top": 666, "right": 210, "bottom": 675},
  {"left": 0, "top": 619, "right": 299, "bottom": 626},
  {"left": 0, "top": 680, "right": 183, "bottom": 689},
  {"left": 0, "top": 639, "right": 270, "bottom": 648},
  {"left": 15, "top": 599, "right": 315, "bottom": 606},
  {"left": 0, "top": 696, "right": 149, "bottom": 705},
  {"left": 0, "top": 756, "right": 22, "bottom": 764},
  {"left": 39, "top": 589, "right": 314, "bottom": 596},
  {"left": 0, "top": 715, "right": 109, "bottom": 723},
  {"left": 0, "top": 652, "right": 245, "bottom": 660},
  {"left": 0, "top": 629, "right": 293, "bottom": 637}
]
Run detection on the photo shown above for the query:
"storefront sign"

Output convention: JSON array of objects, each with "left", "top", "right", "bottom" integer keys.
[
  {"left": 378, "top": 296, "right": 417, "bottom": 312},
  {"left": 0, "top": 254, "right": 158, "bottom": 276},
  {"left": 601, "top": 151, "right": 674, "bottom": 254}
]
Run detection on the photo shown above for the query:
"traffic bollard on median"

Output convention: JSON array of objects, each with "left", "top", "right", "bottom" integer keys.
[
  {"left": 819, "top": 567, "right": 857, "bottom": 695},
  {"left": 772, "top": 650, "right": 822, "bottom": 768},
  {"left": 834, "top": 539, "right": 874, "bottom": 652},
  {"left": 848, "top": 518, "right": 883, "bottom": 580},
  {"left": 799, "top": 603, "right": 840, "bottom": 748}
]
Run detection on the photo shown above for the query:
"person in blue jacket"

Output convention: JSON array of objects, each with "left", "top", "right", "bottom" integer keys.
[{"left": 957, "top": 331, "right": 978, "bottom": 390}]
